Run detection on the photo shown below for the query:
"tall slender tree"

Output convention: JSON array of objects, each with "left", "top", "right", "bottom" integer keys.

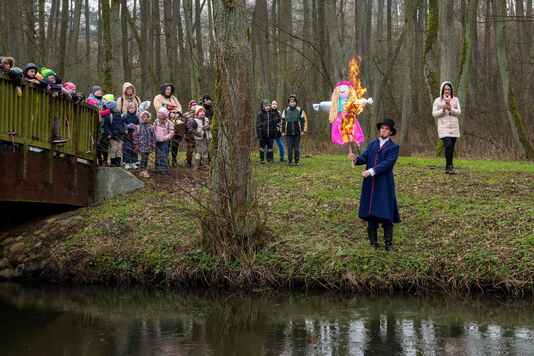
[
  {"left": 495, "top": 0, "right": 534, "bottom": 159},
  {"left": 208, "top": 0, "right": 260, "bottom": 258}
]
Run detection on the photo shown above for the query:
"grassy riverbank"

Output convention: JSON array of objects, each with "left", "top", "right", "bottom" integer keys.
[{"left": 1, "top": 155, "right": 533, "bottom": 294}]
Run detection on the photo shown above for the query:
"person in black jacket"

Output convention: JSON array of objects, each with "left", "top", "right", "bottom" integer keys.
[{"left": 256, "top": 99, "right": 278, "bottom": 164}]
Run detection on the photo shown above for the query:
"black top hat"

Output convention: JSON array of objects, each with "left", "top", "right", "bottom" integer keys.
[{"left": 376, "top": 118, "right": 397, "bottom": 136}]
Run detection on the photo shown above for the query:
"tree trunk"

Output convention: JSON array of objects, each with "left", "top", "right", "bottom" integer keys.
[
  {"left": 164, "top": 0, "right": 178, "bottom": 85},
  {"left": 325, "top": 1, "right": 339, "bottom": 80},
  {"left": 399, "top": 0, "right": 415, "bottom": 150},
  {"left": 438, "top": 0, "right": 454, "bottom": 83},
  {"left": 457, "top": 0, "right": 477, "bottom": 149},
  {"left": 121, "top": 0, "right": 131, "bottom": 81},
  {"left": 153, "top": 0, "right": 162, "bottom": 84},
  {"left": 278, "top": 0, "right": 291, "bottom": 98},
  {"left": 58, "top": 0, "right": 70, "bottom": 75},
  {"left": 195, "top": 0, "right": 204, "bottom": 92},
  {"left": 184, "top": 0, "right": 200, "bottom": 99},
  {"left": 70, "top": 0, "right": 83, "bottom": 69},
  {"left": 251, "top": 0, "right": 270, "bottom": 100},
  {"left": 110, "top": 0, "right": 122, "bottom": 86},
  {"left": 494, "top": 0, "right": 534, "bottom": 159},
  {"left": 423, "top": 0, "right": 439, "bottom": 106},
  {"left": 101, "top": 0, "right": 113, "bottom": 92},
  {"left": 270, "top": 0, "right": 279, "bottom": 98},
  {"left": 140, "top": 0, "right": 150, "bottom": 95},
  {"left": 85, "top": 0, "right": 91, "bottom": 72},
  {"left": 176, "top": 0, "right": 189, "bottom": 99},
  {"left": 208, "top": 0, "right": 260, "bottom": 259},
  {"left": 23, "top": 0, "right": 37, "bottom": 63}
]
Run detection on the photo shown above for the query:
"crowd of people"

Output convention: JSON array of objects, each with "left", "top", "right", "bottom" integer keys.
[
  {"left": 0, "top": 56, "right": 222, "bottom": 177},
  {"left": 88, "top": 82, "right": 215, "bottom": 178},
  {"left": 1, "top": 55, "right": 314, "bottom": 177},
  {"left": 256, "top": 95, "right": 308, "bottom": 166}
]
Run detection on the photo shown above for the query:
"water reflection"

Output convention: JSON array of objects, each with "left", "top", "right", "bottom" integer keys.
[{"left": 1, "top": 284, "right": 533, "bottom": 356}]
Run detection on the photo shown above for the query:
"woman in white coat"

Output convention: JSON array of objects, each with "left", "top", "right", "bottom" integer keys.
[{"left": 432, "top": 81, "right": 461, "bottom": 174}]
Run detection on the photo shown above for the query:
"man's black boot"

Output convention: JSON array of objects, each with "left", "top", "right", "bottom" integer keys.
[
  {"left": 368, "top": 227, "right": 379, "bottom": 249},
  {"left": 384, "top": 224, "right": 394, "bottom": 252}
]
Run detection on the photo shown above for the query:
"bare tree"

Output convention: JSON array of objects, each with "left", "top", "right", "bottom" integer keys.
[
  {"left": 207, "top": 0, "right": 263, "bottom": 259},
  {"left": 494, "top": 0, "right": 534, "bottom": 159}
]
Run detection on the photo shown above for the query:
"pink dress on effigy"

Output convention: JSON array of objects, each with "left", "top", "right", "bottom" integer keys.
[{"left": 331, "top": 96, "right": 365, "bottom": 146}]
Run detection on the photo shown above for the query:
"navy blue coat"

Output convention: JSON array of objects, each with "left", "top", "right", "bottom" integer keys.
[
  {"left": 109, "top": 112, "right": 126, "bottom": 140},
  {"left": 355, "top": 138, "right": 401, "bottom": 223}
]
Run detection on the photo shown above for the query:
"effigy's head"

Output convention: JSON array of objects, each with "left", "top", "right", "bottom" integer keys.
[{"left": 335, "top": 80, "right": 354, "bottom": 100}]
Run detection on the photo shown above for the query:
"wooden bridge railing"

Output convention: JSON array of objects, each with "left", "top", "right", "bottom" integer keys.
[{"left": 0, "top": 75, "right": 97, "bottom": 161}]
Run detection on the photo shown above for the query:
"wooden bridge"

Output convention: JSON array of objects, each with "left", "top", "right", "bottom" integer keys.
[{"left": 0, "top": 75, "right": 98, "bottom": 207}]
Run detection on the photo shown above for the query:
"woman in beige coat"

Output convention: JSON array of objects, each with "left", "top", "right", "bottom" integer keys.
[{"left": 432, "top": 81, "right": 461, "bottom": 174}]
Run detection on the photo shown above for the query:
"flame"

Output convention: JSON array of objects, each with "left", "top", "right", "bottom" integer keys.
[{"left": 341, "top": 57, "right": 367, "bottom": 144}]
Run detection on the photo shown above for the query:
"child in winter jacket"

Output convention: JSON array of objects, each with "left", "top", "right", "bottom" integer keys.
[
  {"left": 135, "top": 111, "right": 156, "bottom": 178},
  {"left": 154, "top": 107, "right": 175, "bottom": 175},
  {"left": 97, "top": 101, "right": 114, "bottom": 166},
  {"left": 122, "top": 102, "right": 140, "bottom": 169},
  {"left": 40, "top": 67, "right": 63, "bottom": 97},
  {"left": 108, "top": 101, "right": 127, "bottom": 167},
  {"left": 117, "top": 82, "right": 141, "bottom": 114},
  {"left": 87, "top": 85, "right": 104, "bottom": 109},
  {"left": 192, "top": 106, "right": 211, "bottom": 170},
  {"left": 62, "top": 82, "right": 83, "bottom": 104},
  {"left": 22, "top": 63, "right": 45, "bottom": 88}
]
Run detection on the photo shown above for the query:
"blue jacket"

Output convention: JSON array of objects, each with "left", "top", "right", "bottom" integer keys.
[
  {"left": 109, "top": 112, "right": 126, "bottom": 140},
  {"left": 355, "top": 138, "right": 400, "bottom": 223}
]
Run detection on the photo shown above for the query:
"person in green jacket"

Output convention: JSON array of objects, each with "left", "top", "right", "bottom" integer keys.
[{"left": 281, "top": 94, "right": 308, "bottom": 166}]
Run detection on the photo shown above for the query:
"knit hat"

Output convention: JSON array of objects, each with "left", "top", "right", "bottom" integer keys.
[
  {"left": 86, "top": 97, "right": 99, "bottom": 108},
  {"left": 23, "top": 63, "right": 39, "bottom": 76},
  {"left": 103, "top": 93, "right": 115, "bottom": 103},
  {"left": 195, "top": 106, "right": 206, "bottom": 116},
  {"left": 157, "top": 107, "right": 169, "bottom": 119},
  {"left": 260, "top": 99, "right": 270, "bottom": 110},
  {"left": 40, "top": 67, "right": 56, "bottom": 81},
  {"left": 287, "top": 94, "right": 298, "bottom": 103},
  {"left": 90, "top": 85, "right": 103, "bottom": 97},
  {"left": 63, "top": 82, "right": 77, "bottom": 92},
  {"left": 140, "top": 111, "right": 151, "bottom": 121},
  {"left": 188, "top": 100, "right": 198, "bottom": 110},
  {"left": 139, "top": 101, "right": 151, "bottom": 113}
]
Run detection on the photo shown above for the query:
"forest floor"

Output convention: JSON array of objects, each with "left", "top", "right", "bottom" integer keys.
[{"left": 1, "top": 155, "right": 533, "bottom": 295}]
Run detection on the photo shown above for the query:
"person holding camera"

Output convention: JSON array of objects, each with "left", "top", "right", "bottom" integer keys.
[{"left": 432, "top": 81, "right": 462, "bottom": 174}]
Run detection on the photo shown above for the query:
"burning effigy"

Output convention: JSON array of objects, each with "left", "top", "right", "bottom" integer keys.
[{"left": 313, "top": 57, "right": 373, "bottom": 161}]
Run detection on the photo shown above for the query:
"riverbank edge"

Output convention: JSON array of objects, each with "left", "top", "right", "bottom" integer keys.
[{"left": 0, "top": 213, "right": 532, "bottom": 297}]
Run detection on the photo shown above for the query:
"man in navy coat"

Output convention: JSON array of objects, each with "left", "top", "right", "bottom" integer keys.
[{"left": 349, "top": 118, "right": 400, "bottom": 251}]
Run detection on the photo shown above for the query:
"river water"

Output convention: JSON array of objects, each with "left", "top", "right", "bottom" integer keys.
[{"left": 1, "top": 283, "right": 533, "bottom": 355}]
